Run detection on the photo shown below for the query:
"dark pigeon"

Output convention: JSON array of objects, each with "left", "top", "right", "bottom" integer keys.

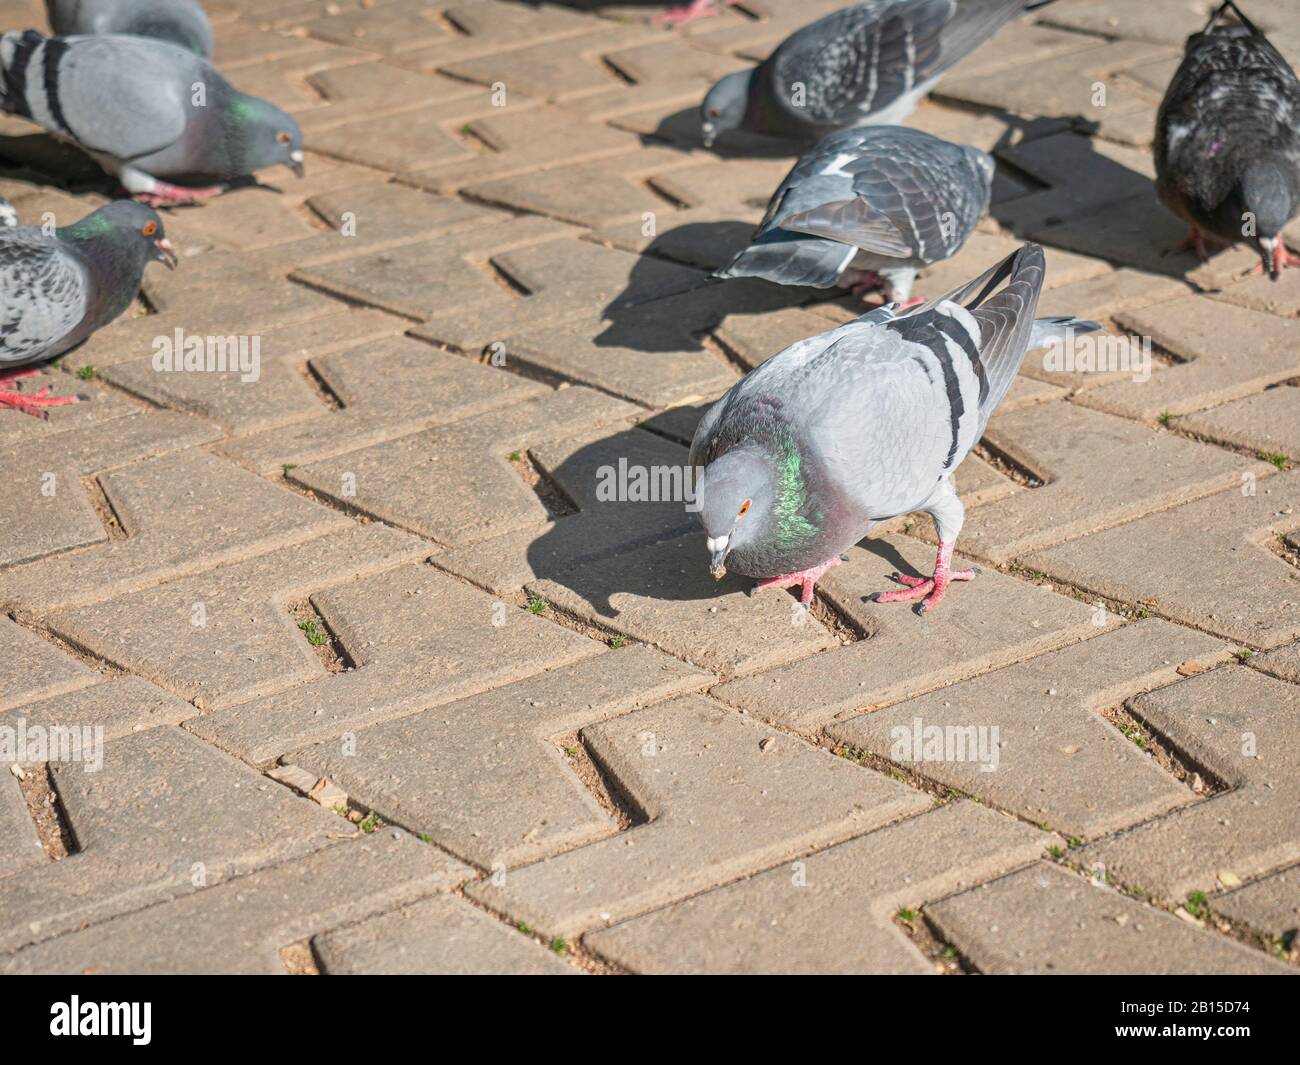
[
  {"left": 690, "top": 243, "right": 1100, "bottom": 612},
  {"left": 45, "top": 0, "right": 214, "bottom": 57},
  {"left": 0, "top": 199, "right": 175, "bottom": 417},
  {"left": 1154, "top": 1, "right": 1300, "bottom": 278},
  {"left": 715, "top": 125, "right": 994, "bottom": 306},
  {"left": 0, "top": 30, "right": 303, "bottom": 205},
  {"left": 700, "top": 0, "right": 1055, "bottom": 146}
]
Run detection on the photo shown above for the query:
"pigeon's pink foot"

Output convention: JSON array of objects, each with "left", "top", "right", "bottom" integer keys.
[
  {"left": 134, "top": 182, "right": 224, "bottom": 207},
  {"left": 1166, "top": 227, "right": 1228, "bottom": 262},
  {"left": 0, "top": 369, "right": 78, "bottom": 419},
  {"left": 751, "top": 556, "right": 842, "bottom": 606},
  {"left": 652, "top": 0, "right": 736, "bottom": 26},
  {"left": 872, "top": 541, "right": 979, "bottom": 614},
  {"left": 864, "top": 295, "right": 924, "bottom": 310},
  {"left": 1250, "top": 243, "right": 1300, "bottom": 276}
]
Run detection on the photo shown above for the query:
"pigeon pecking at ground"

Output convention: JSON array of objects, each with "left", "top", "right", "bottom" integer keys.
[
  {"left": 700, "top": 0, "right": 1057, "bottom": 147},
  {"left": 45, "top": 0, "right": 214, "bottom": 57},
  {"left": 714, "top": 125, "right": 994, "bottom": 308},
  {"left": 0, "top": 30, "right": 303, "bottom": 205},
  {"left": 690, "top": 242, "right": 1100, "bottom": 613},
  {"left": 0, "top": 200, "right": 176, "bottom": 418},
  {"left": 1154, "top": 1, "right": 1300, "bottom": 278}
]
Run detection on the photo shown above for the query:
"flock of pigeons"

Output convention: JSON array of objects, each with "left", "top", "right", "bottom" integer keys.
[
  {"left": 0, "top": 0, "right": 301, "bottom": 416},
  {"left": 0, "top": 0, "right": 1296, "bottom": 612}
]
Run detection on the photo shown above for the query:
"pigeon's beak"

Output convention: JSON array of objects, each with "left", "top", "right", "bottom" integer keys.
[
  {"left": 289, "top": 149, "right": 305, "bottom": 178},
  {"left": 707, "top": 534, "right": 730, "bottom": 580},
  {"left": 701, "top": 122, "right": 716, "bottom": 149},
  {"left": 1260, "top": 236, "right": 1281, "bottom": 281},
  {"left": 154, "top": 238, "right": 178, "bottom": 271}
]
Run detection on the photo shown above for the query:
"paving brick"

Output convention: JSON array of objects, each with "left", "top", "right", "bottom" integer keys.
[
  {"left": 0, "top": 773, "right": 44, "bottom": 880},
  {"left": 595, "top": 204, "right": 766, "bottom": 271},
  {"left": 299, "top": 0, "right": 456, "bottom": 54},
  {"left": 1073, "top": 298, "right": 1300, "bottom": 421},
  {"left": 1210, "top": 266, "right": 1300, "bottom": 318},
  {"left": 404, "top": 107, "right": 643, "bottom": 194},
  {"left": 0, "top": 834, "right": 470, "bottom": 974},
  {"left": 463, "top": 147, "right": 692, "bottom": 229},
  {"left": 587, "top": 801, "right": 1051, "bottom": 974},
  {"left": 0, "top": 726, "right": 345, "bottom": 954},
  {"left": 1079, "top": 667, "right": 1300, "bottom": 900},
  {"left": 0, "top": 618, "right": 98, "bottom": 712},
  {"left": 950, "top": 401, "right": 1266, "bottom": 564},
  {"left": 713, "top": 535, "right": 1110, "bottom": 731},
  {"left": 215, "top": 336, "right": 547, "bottom": 473},
  {"left": 829, "top": 621, "right": 1232, "bottom": 838},
  {"left": 314, "top": 893, "right": 578, "bottom": 974},
  {"left": 188, "top": 561, "right": 603, "bottom": 763},
  {"left": 1038, "top": 0, "right": 1293, "bottom": 48},
  {"left": 0, "top": 450, "right": 349, "bottom": 613},
  {"left": 281, "top": 386, "right": 639, "bottom": 544},
  {"left": 1247, "top": 642, "right": 1300, "bottom": 685},
  {"left": 914, "top": 230, "right": 1111, "bottom": 304},
  {"left": 1024, "top": 472, "right": 1300, "bottom": 649},
  {"left": 938, "top": 39, "right": 1173, "bottom": 148},
  {"left": 928, "top": 861, "right": 1290, "bottom": 974},
  {"left": 2, "top": 676, "right": 196, "bottom": 751},
  {"left": 101, "top": 312, "right": 407, "bottom": 438},
  {"left": 1177, "top": 387, "right": 1300, "bottom": 460},
  {"left": 290, "top": 215, "right": 582, "bottom": 322},
  {"left": 468, "top": 695, "right": 930, "bottom": 937},
  {"left": 286, "top": 646, "right": 709, "bottom": 868},
  {"left": 1213, "top": 866, "right": 1300, "bottom": 940},
  {"left": 40, "top": 527, "right": 426, "bottom": 714}
]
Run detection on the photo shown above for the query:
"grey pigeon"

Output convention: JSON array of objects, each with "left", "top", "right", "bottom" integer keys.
[
  {"left": 0, "top": 30, "right": 303, "bottom": 205},
  {"left": 715, "top": 125, "right": 993, "bottom": 306},
  {"left": 1155, "top": 1, "right": 1300, "bottom": 278},
  {"left": 0, "top": 199, "right": 175, "bottom": 418},
  {"left": 700, "top": 0, "right": 1056, "bottom": 146},
  {"left": 0, "top": 196, "right": 15, "bottom": 227},
  {"left": 45, "top": 0, "right": 214, "bottom": 57},
  {"left": 690, "top": 243, "right": 1100, "bottom": 612}
]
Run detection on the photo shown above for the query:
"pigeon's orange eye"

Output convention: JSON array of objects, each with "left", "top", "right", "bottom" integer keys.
[
  {"left": 141, "top": 221, "right": 157, "bottom": 237},
  {"left": 738, "top": 499, "right": 751, "bottom": 517},
  {"left": 277, "top": 131, "right": 291, "bottom": 144}
]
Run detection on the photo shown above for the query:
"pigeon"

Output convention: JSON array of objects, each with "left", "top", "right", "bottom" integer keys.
[
  {"left": 689, "top": 243, "right": 1100, "bottom": 613},
  {"left": 45, "top": 0, "right": 214, "bottom": 57},
  {"left": 714, "top": 125, "right": 994, "bottom": 307},
  {"left": 0, "top": 31, "right": 304, "bottom": 205},
  {"left": 700, "top": 0, "right": 1056, "bottom": 147},
  {"left": 0, "top": 196, "right": 16, "bottom": 227},
  {"left": 0, "top": 199, "right": 176, "bottom": 418},
  {"left": 1154, "top": 1, "right": 1300, "bottom": 278}
]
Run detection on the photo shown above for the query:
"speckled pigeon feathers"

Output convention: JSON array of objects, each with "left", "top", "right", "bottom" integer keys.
[
  {"left": 1155, "top": 2, "right": 1300, "bottom": 247},
  {"left": 716, "top": 126, "right": 993, "bottom": 288},
  {"left": 46, "top": 0, "right": 214, "bottom": 57},
  {"left": 0, "top": 225, "right": 91, "bottom": 368},
  {"left": 0, "top": 201, "right": 164, "bottom": 370},
  {"left": 756, "top": 0, "right": 1033, "bottom": 138}
]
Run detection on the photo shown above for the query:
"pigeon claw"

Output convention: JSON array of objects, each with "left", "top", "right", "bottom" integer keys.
[
  {"left": 750, "top": 557, "right": 842, "bottom": 606},
  {"left": 0, "top": 377, "right": 79, "bottom": 419},
  {"left": 872, "top": 545, "right": 979, "bottom": 614},
  {"left": 133, "top": 182, "right": 225, "bottom": 208},
  {"left": 1165, "top": 227, "right": 1228, "bottom": 263},
  {"left": 651, "top": 0, "right": 731, "bottom": 26}
]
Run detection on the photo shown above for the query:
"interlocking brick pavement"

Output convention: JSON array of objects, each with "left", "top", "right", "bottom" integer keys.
[{"left": 1, "top": 0, "right": 1297, "bottom": 975}]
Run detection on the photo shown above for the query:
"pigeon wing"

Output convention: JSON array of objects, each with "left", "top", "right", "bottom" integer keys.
[
  {"left": 0, "top": 228, "right": 89, "bottom": 367},
  {"left": 767, "top": 0, "right": 953, "bottom": 126},
  {"left": 45, "top": 35, "right": 192, "bottom": 159}
]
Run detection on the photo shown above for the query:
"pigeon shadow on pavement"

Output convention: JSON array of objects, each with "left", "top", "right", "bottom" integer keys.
[
  {"left": 985, "top": 112, "right": 1226, "bottom": 285},
  {"left": 639, "top": 106, "right": 806, "bottom": 159},
  {"left": 596, "top": 222, "right": 825, "bottom": 353},
  {"left": 522, "top": 423, "right": 736, "bottom": 618}
]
